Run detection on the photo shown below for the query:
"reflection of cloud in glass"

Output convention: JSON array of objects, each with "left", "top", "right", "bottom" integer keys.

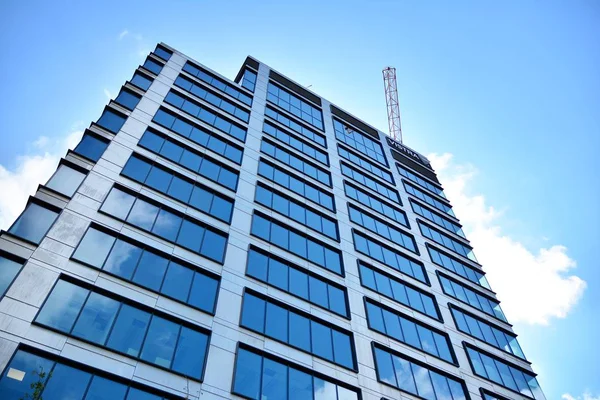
[
  {"left": 103, "top": 240, "right": 141, "bottom": 279},
  {"left": 393, "top": 356, "right": 416, "bottom": 393},
  {"left": 337, "top": 385, "right": 359, "bottom": 400},
  {"left": 314, "top": 378, "right": 338, "bottom": 400},
  {"left": 412, "top": 364, "right": 435, "bottom": 399},
  {"left": 127, "top": 200, "right": 158, "bottom": 229}
]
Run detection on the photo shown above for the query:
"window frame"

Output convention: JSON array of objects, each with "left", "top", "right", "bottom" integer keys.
[
  {"left": 264, "top": 105, "right": 327, "bottom": 148},
  {"left": 341, "top": 161, "right": 400, "bottom": 204},
  {"left": 6, "top": 198, "right": 61, "bottom": 246},
  {"left": 43, "top": 160, "right": 88, "bottom": 198},
  {"left": 344, "top": 180, "right": 408, "bottom": 226},
  {"left": 71, "top": 131, "right": 110, "bottom": 163},
  {"left": 0, "top": 251, "right": 26, "bottom": 300},
  {"left": 337, "top": 143, "right": 394, "bottom": 185},
  {"left": 182, "top": 61, "right": 253, "bottom": 106},
  {"left": 262, "top": 120, "right": 329, "bottom": 167},
  {"left": 427, "top": 244, "right": 491, "bottom": 291},
  {"left": 266, "top": 81, "right": 324, "bottom": 131}
]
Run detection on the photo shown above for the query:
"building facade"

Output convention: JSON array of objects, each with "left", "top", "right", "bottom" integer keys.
[{"left": 0, "top": 43, "right": 544, "bottom": 400}]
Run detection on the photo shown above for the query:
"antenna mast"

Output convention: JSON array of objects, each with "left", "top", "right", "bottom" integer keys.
[{"left": 382, "top": 67, "right": 403, "bottom": 143}]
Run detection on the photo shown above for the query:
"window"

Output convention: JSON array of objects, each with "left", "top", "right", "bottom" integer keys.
[
  {"left": 100, "top": 186, "right": 228, "bottom": 263},
  {"left": 348, "top": 204, "right": 417, "bottom": 254},
  {"left": 0, "top": 255, "right": 23, "bottom": 299},
  {"left": 115, "top": 89, "right": 142, "bottom": 111},
  {"left": 419, "top": 221, "right": 478, "bottom": 262},
  {"left": 131, "top": 72, "right": 153, "bottom": 91},
  {"left": 341, "top": 162, "right": 399, "bottom": 203},
  {"left": 35, "top": 278, "right": 210, "bottom": 380},
  {"left": 265, "top": 106, "right": 326, "bottom": 147},
  {"left": 154, "top": 45, "right": 172, "bottom": 61},
  {"left": 404, "top": 181, "right": 455, "bottom": 217},
  {"left": 263, "top": 121, "right": 328, "bottom": 165},
  {"left": 96, "top": 109, "right": 127, "bottom": 134},
  {"left": 182, "top": 62, "right": 252, "bottom": 106},
  {"left": 162, "top": 92, "right": 246, "bottom": 142},
  {"left": 251, "top": 213, "right": 343, "bottom": 276},
  {"left": 73, "top": 132, "right": 109, "bottom": 162},
  {"left": 240, "top": 291, "right": 356, "bottom": 370},
  {"left": 411, "top": 200, "right": 465, "bottom": 237},
  {"left": 358, "top": 261, "right": 440, "bottom": 320},
  {"left": 258, "top": 159, "right": 334, "bottom": 211},
  {"left": 233, "top": 345, "right": 359, "bottom": 400},
  {"left": 150, "top": 111, "right": 243, "bottom": 163},
  {"left": 465, "top": 344, "right": 543, "bottom": 399},
  {"left": 246, "top": 246, "right": 348, "bottom": 317},
  {"left": 398, "top": 164, "right": 446, "bottom": 198},
  {"left": 373, "top": 344, "right": 468, "bottom": 400},
  {"left": 241, "top": 69, "right": 257, "bottom": 91},
  {"left": 174, "top": 75, "right": 250, "bottom": 122},
  {"left": 142, "top": 57, "right": 163, "bottom": 75},
  {"left": 0, "top": 349, "right": 178, "bottom": 400},
  {"left": 428, "top": 245, "right": 490, "bottom": 289},
  {"left": 267, "top": 82, "right": 323, "bottom": 130},
  {"left": 121, "top": 156, "right": 234, "bottom": 223},
  {"left": 255, "top": 185, "right": 338, "bottom": 240},
  {"left": 344, "top": 182, "right": 408, "bottom": 227},
  {"left": 8, "top": 202, "right": 59, "bottom": 244},
  {"left": 338, "top": 146, "right": 394, "bottom": 184},
  {"left": 333, "top": 118, "right": 386, "bottom": 165},
  {"left": 365, "top": 298, "right": 455, "bottom": 364},
  {"left": 438, "top": 273, "right": 507, "bottom": 322},
  {"left": 131, "top": 140, "right": 239, "bottom": 192},
  {"left": 481, "top": 389, "right": 511, "bottom": 400},
  {"left": 450, "top": 305, "right": 526, "bottom": 360},
  {"left": 353, "top": 231, "right": 427, "bottom": 284},
  {"left": 261, "top": 139, "right": 331, "bottom": 186},
  {"left": 73, "top": 226, "right": 220, "bottom": 314},
  {"left": 45, "top": 164, "right": 86, "bottom": 197}
]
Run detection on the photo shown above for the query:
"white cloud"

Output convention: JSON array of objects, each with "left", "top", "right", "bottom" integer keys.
[
  {"left": 118, "top": 29, "right": 129, "bottom": 40},
  {"left": 0, "top": 130, "right": 83, "bottom": 230},
  {"left": 428, "top": 153, "right": 586, "bottom": 325},
  {"left": 562, "top": 393, "right": 600, "bottom": 400}
]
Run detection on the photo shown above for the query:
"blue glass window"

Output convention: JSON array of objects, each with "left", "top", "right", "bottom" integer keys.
[
  {"left": 46, "top": 164, "right": 86, "bottom": 197},
  {"left": 232, "top": 348, "right": 262, "bottom": 399},
  {"left": 344, "top": 181, "right": 408, "bottom": 226},
  {"left": 267, "top": 82, "right": 323, "bottom": 130},
  {"left": 72, "top": 292, "right": 120, "bottom": 344},
  {"left": 154, "top": 46, "right": 172, "bottom": 61},
  {"left": 106, "top": 304, "right": 150, "bottom": 357},
  {"left": 333, "top": 118, "right": 386, "bottom": 165},
  {"left": 404, "top": 180, "right": 455, "bottom": 217},
  {"left": 412, "top": 200, "right": 465, "bottom": 237},
  {"left": 182, "top": 61, "right": 252, "bottom": 106},
  {"left": 428, "top": 245, "right": 490, "bottom": 289},
  {"left": 398, "top": 164, "right": 446, "bottom": 198},
  {"left": 0, "top": 255, "right": 23, "bottom": 299},
  {"left": 265, "top": 106, "right": 326, "bottom": 147},
  {"left": 338, "top": 146, "right": 393, "bottom": 183},
  {"left": 131, "top": 72, "right": 152, "bottom": 91},
  {"left": 251, "top": 213, "right": 342, "bottom": 275},
  {"left": 40, "top": 363, "right": 91, "bottom": 399},
  {"left": 142, "top": 58, "right": 163, "bottom": 75},
  {"left": 240, "top": 291, "right": 356, "bottom": 370},
  {"left": 365, "top": 298, "right": 455, "bottom": 363},
  {"left": 114, "top": 89, "right": 141, "bottom": 111},
  {"left": 241, "top": 69, "right": 257, "bottom": 91},
  {"left": 373, "top": 344, "right": 468, "bottom": 399},
  {"left": 35, "top": 280, "right": 89, "bottom": 332},
  {"left": 73, "top": 133, "right": 109, "bottom": 162},
  {"left": 263, "top": 121, "right": 328, "bottom": 165},
  {"left": 97, "top": 109, "right": 127, "bottom": 133},
  {"left": 261, "top": 139, "right": 331, "bottom": 186},
  {"left": 8, "top": 202, "right": 59, "bottom": 245},
  {"left": 341, "top": 163, "right": 399, "bottom": 203},
  {"left": 419, "top": 221, "right": 478, "bottom": 263},
  {"left": 348, "top": 205, "right": 416, "bottom": 253}
]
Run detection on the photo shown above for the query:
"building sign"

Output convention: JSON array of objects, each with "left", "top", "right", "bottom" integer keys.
[{"left": 386, "top": 137, "right": 428, "bottom": 166}]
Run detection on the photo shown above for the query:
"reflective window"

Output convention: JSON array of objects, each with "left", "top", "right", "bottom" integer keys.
[
  {"left": 428, "top": 245, "right": 490, "bottom": 289},
  {"left": 404, "top": 180, "right": 455, "bottom": 217},
  {"left": 258, "top": 159, "right": 334, "bottom": 211},
  {"left": 174, "top": 75, "right": 250, "bottom": 122},
  {"left": 100, "top": 187, "right": 228, "bottom": 263},
  {"left": 45, "top": 164, "right": 86, "bottom": 197},
  {"left": 73, "top": 227, "right": 219, "bottom": 314},
  {"left": 365, "top": 298, "right": 454, "bottom": 363},
  {"left": 114, "top": 89, "right": 141, "bottom": 111},
  {"left": 182, "top": 62, "right": 252, "bottom": 106},
  {"left": 261, "top": 139, "right": 331, "bottom": 186},
  {"left": 348, "top": 204, "right": 416, "bottom": 253},
  {"left": 265, "top": 106, "right": 326, "bottom": 147},
  {"left": 97, "top": 109, "right": 127, "bottom": 133},
  {"left": 73, "top": 133, "right": 109, "bottom": 162},
  {"left": 481, "top": 389, "right": 511, "bottom": 400},
  {"left": 419, "top": 221, "right": 478, "bottom": 262},
  {"left": 439, "top": 273, "right": 507, "bottom": 322},
  {"left": 451, "top": 306, "right": 525, "bottom": 360},
  {"left": 241, "top": 69, "right": 257, "bottom": 91},
  {"left": 246, "top": 247, "right": 348, "bottom": 317},
  {"left": 333, "top": 118, "right": 386, "bottom": 165},
  {"left": 398, "top": 164, "right": 446, "bottom": 198},
  {"left": 411, "top": 200, "right": 465, "bottom": 237},
  {"left": 263, "top": 121, "right": 328, "bottom": 165},
  {"left": 8, "top": 202, "right": 59, "bottom": 244},
  {"left": 465, "top": 345, "right": 543, "bottom": 399},
  {"left": 241, "top": 292, "right": 355, "bottom": 370},
  {"left": 344, "top": 182, "right": 408, "bottom": 227},
  {"left": 251, "top": 213, "right": 342, "bottom": 275},
  {"left": 373, "top": 344, "right": 468, "bottom": 400},
  {"left": 341, "top": 162, "right": 399, "bottom": 203},
  {"left": 0, "top": 255, "right": 23, "bottom": 299},
  {"left": 162, "top": 92, "right": 246, "bottom": 141},
  {"left": 154, "top": 45, "right": 172, "bottom": 61},
  {"left": 0, "top": 349, "right": 178, "bottom": 400},
  {"left": 267, "top": 82, "right": 323, "bottom": 130},
  {"left": 353, "top": 231, "right": 426, "bottom": 284},
  {"left": 142, "top": 57, "right": 163, "bottom": 75},
  {"left": 255, "top": 185, "right": 338, "bottom": 240},
  {"left": 131, "top": 72, "right": 153, "bottom": 91},
  {"left": 338, "top": 146, "right": 393, "bottom": 183},
  {"left": 121, "top": 156, "right": 234, "bottom": 223},
  {"left": 35, "top": 278, "right": 210, "bottom": 379}
]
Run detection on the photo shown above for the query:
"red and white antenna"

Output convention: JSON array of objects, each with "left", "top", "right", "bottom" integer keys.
[{"left": 382, "top": 67, "right": 403, "bottom": 143}]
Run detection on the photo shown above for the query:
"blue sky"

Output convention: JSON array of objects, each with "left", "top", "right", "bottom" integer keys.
[{"left": 0, "top": 1, "right": 598, "bottom": 399}]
